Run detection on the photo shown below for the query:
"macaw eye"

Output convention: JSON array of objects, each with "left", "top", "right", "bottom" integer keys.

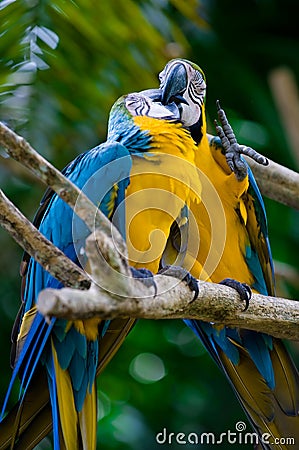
[{"left": 193, "top": 70, "right": 203, "bottom": 84}]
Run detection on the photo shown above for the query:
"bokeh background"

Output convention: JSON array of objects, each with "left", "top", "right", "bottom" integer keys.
[{"left": 1, "top": 1, "right": 299, "bottom": 448}]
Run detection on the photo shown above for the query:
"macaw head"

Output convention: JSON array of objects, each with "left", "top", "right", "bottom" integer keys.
[
  {"left": 159, "top": 59, "right": 207, "bottom": 129},
  {"left": 107, "top": 89, "right": 181, "bottom": 143}
]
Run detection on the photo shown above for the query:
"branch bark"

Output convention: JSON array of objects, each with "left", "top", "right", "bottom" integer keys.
[
  {"left": 246, "top": 157, "right": 299, "bottom": 210},
  {"left": 0, "top": 189, "right": 90, "bottom": 289},
  {"left": 37, "top": 230, "right": 299, "bottom": 342}
]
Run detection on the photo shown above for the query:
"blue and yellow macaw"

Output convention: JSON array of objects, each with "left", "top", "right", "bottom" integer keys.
[
  {"left": 159, "top": 59, "right": 299, "bottom": 447},
  {"left": 0, "top": 90, "right": 201, "bottom": 449}
]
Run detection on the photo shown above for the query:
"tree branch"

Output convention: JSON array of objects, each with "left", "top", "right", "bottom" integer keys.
[
  {"left": 37, "top": 229, "right": 299, "bottom": 341},
  {"left": 0, "top": 121, "right": 127, "bottom": 256},
  {"left": 1, "top": 122, "right": 299, "bottom": 342},
  {"left": 205, "top": 129, "right": 299, "bottom": 210},
  {"left": 246, "top": 157, "right": 299, "bottom": 210},
  {"left": 0, "top": 189, "right": 90, "bottom": 289}
]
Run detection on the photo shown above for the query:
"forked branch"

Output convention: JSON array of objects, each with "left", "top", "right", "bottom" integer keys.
[{"left": 1, "top": 121, "right": 299, "bottom": 342}]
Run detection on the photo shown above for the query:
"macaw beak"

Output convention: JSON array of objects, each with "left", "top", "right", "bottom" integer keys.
[{"left": 160, "top": 63, "right": 189, "bottom": 106}]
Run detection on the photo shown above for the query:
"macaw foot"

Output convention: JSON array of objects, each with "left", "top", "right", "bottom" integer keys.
[
  {"left": 159, "top": 265, "right": 199, "bottom": 301},
  {"left": 130, "top": 267, "right": 157, "bottom": 296},
  {"left": 214, "top": 100, "right": 269, "bottom": 181},
  {"left": 219, "top": 278, "right": 252, "bottom": 311}
]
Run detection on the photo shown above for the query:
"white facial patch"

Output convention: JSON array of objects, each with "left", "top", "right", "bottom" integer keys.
[{"left": 126, "top": 93, "right": 178, "bottom": 119}]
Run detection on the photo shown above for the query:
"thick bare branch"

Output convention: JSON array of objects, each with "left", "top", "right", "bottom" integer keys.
[
  {"left": 0, "top": 189, "right": 90, "bottom": 289},
  {"left": 246, "top": 157, "right": 299, "bottom": 210},
  {"left": 37, "top": 230, "right": 299, "bottom": 341},
  {"left": 38, "top": 282, "right": 299, "bottom": 341}
]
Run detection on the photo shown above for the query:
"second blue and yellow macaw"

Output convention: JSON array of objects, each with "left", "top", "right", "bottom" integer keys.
[
  {"left": 0, "top": 90, "right": 201, "bottom": 449},
  {"left": 159, "top": 58, "right": 299, "bottom": 448}
]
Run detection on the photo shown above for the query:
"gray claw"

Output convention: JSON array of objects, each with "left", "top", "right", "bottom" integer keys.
[
  {"left": 219, "top": 278, "right": 252, "bottom": 311},
  {"left": 159, "top": 265, "right": 199, "bottom": 301},
  {"left": 215, "top": 101, "right": 269, "bottom": 180},
  {"left": 130, "top": 267, "right": 157, "bottom": 296}
]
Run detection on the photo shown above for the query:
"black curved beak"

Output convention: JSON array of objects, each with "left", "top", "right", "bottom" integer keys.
[{"left": 160, "top": 63, "right": 189, "bottom": 106}]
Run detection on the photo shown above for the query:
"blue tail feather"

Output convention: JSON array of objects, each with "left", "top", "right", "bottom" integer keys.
[
  {"left": 185, "top": 319, "right": 240, "bottom": 366},
  {"left": 19, "top": 318, "right": 55, "bottom": 405},
  {"left": 241, "top": 331, "right": 275, "bottom": 389},
  {"left": 52, "top": 329, "right": 77, "bottom": 370},
  {"left": 19, "top": 315, "right": 53, "bottom": 392},
  {"left": 87, "top": 341, "right": 98, "bottom": 393},
  {"left": 69, "top": 352, "right": 86, "bottom": 392},
  {"left": 47, "top": 354, "right": 60, "bottom": 450},
  {"left": 0, "top": 314, "right": 55, "bottom": 420},
  {"left": 74, "top": 372, "right": 89, "bottom": 412}
]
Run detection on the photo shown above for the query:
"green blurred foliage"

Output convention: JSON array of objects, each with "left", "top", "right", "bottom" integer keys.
[{"left": 1, "top": 0, "right": 299, "bottom": 448}]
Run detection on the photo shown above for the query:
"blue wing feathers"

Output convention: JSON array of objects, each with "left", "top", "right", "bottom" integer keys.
[
  {"left": 87, "top": 341, "right": 98, "bottom": 393},
  {"left": 247, "top": 165, "right": 269, "bottom": 233},
  {"left": 247, "top": 164, "right": 275, "bottom": 293},
  {"left": 245, "top": 246, "right": 268, "bottom": 295},
  {"left": 1, "top": 141, "right": 132, "bottom": 431}
]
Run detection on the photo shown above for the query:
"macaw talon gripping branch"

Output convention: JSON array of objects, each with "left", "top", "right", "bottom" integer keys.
[
  {"left": 130, "top": 267, "right": 157, "bottom": 296},
  {"left": 219, "top": 278, "right": 252, "bottom": 311},
  {"left": 158, "top": 265, "right": 199, "bottom": 301}
]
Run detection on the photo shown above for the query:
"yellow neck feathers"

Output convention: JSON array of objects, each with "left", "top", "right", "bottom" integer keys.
[{"left": 133, "top": 116, "right": 198, "bottom": 161}]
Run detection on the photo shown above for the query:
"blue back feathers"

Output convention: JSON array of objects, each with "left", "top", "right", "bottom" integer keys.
[{"left": 1, "top": 99, "right": 152, "bottom": 426}]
